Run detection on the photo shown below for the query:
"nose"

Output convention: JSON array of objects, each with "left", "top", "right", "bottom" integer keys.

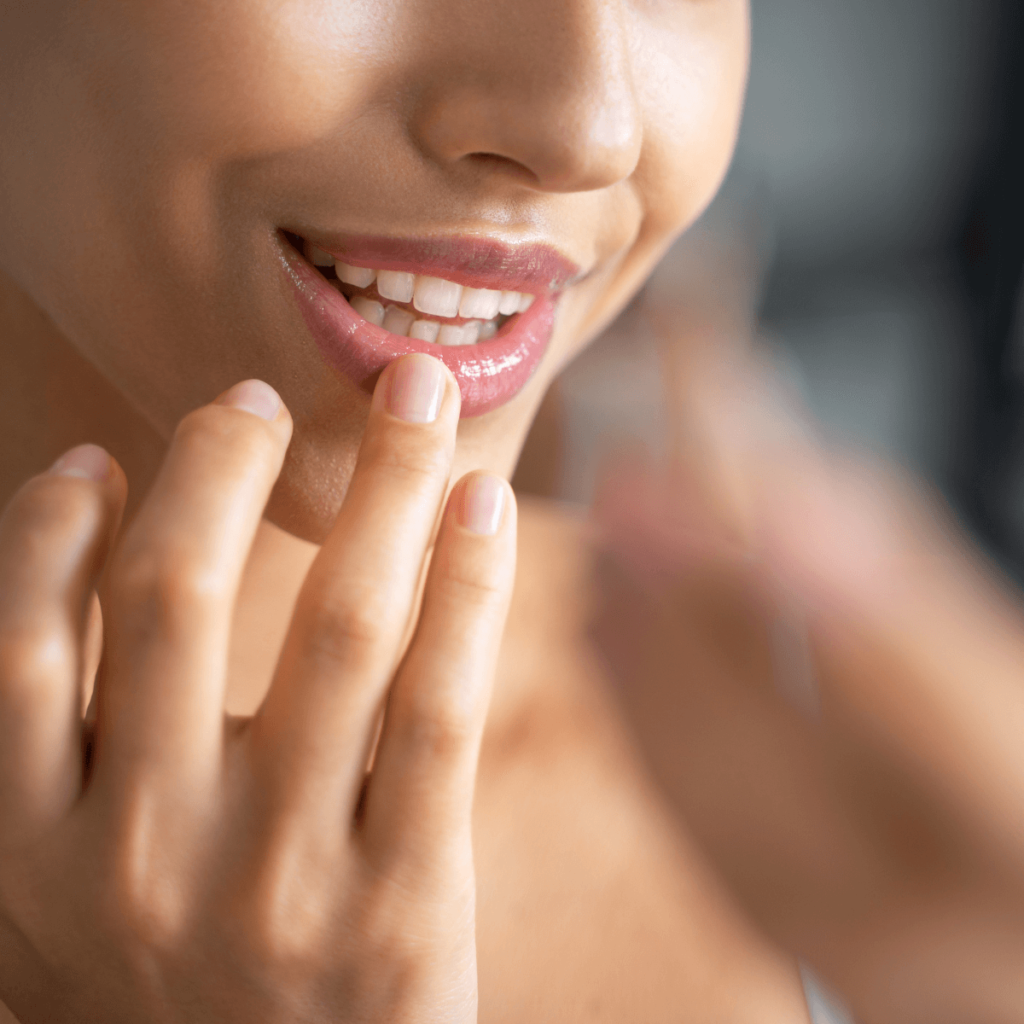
[{"left": 409, "top": 0, "right": 643, "bottom": 194}]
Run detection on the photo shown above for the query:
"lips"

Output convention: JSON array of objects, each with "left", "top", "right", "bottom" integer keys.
[{"left": 280, "top": 233, "right": 580, "bottom": 417}]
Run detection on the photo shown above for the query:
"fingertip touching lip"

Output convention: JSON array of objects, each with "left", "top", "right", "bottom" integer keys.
[{"left": 280, "top": 231, "right": 576, "bottom": 417}]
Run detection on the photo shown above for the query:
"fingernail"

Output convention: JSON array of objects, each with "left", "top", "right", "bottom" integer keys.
[
  {"left": 49, "top": 443, "right": 111, "bottom": 481},
  {"left": 217, "top": 379, "right": 282, "bottom": 421},
  {"left": 458, "top": 474, "right": 506, "bottom": 535},
  {"left": 386, "top": 354, "right": 446, "bottom": 424}
]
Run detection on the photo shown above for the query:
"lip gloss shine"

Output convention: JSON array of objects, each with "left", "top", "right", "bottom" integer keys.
[{"left": 281, "top": 233, "right": 579, "bottom": 417}]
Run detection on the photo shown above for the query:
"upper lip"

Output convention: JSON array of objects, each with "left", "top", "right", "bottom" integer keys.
[{"left": 288, "top": 231, "right": 585, "bottom": 296}]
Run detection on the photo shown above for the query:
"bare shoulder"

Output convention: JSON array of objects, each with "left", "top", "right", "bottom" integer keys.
[{"left": 474, "top": 497, "right": 809, "bottom": 1024}]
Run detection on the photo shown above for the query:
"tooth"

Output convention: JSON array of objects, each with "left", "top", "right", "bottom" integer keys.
[
  {"left": 336, "top": 262, "right": 376, "bottom": 288},
  {"left": 413, "top": 275, "right": 463, "bottom": 318},
  {"left": 304, "top": 240, "right": 335, "bottom": 267},
  {"left": 497, "top": 291, "right": 521, "bottom": 315},
  {"left": 382, "top": 305, "right": 415, "bottom": 336},
  {"left": 377, "top": 270, "right": 415, "bottom": 302},
  {"left": 437, "top": 323, "right": 470, "bottom": 346},
  {"left": 461, "top": 321, "right": 481, "bottom": 345},
  {"left": 517, "top": 294, "right": 535, "bottom": 313},
  {"left": 409, "top": 319, "right": 440, "bottom": 343},
  {"left": 459, "top": 286, "right": 501, "bottom": 320},
  {"left": 478, "top": 319, "right": 498, "bottom": 341},
  {"left": 350, "top": 296, "right": 384, "bottom": 326}
]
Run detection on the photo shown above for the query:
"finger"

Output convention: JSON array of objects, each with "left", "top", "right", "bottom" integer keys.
[
  {"left": 255, "top": 353, "right": 459, "bottom": 825},
  {"left": 0, "top": 445, "right": 125, "bottom": 838},
  {"left": 364, "top": 473, "right": 515, "bottom": 869},
  {"left": 96, "top": 381, "right": 291, "bottom": 790}
]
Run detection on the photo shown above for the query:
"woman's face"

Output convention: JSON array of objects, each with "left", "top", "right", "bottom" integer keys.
[{"left": 0, "top": 0, "right": 748, "bottom": 540}]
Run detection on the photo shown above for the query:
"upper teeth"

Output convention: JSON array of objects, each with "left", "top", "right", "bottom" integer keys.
[
  {"left": 304, "top": 241, "right": 535, "bottom": 320},
  {"left": 360, "top": 264, "right": 534, "bottom": 317}
]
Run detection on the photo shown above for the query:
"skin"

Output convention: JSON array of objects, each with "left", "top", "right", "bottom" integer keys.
[
  {"left": 0, "top": 362, "right": 518, "bottom": 1022},
  {"left": 0, "top": 0, "right": 749, "bottom": 537},
  {"left": 0, "top": 1, "right": 822, "bottom": 1021}
]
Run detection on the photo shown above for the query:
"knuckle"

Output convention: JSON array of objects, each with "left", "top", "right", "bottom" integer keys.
[
  {"left": 5, "top": 474, "right": 104, "bottom": 547},
  {"left": 370, "top": 436, "right": 450, "bottom": 491},
  {"left": 111, "top": 546, "right": 229, "bottom": 628},
  {"left": 97, "top": 831, "right": 190, "bottom": 952},
  {"left": 401, "top": 693, "right": 477, "bottom": 760},
  {"left": 229, "top": 900, "right": 314, "bottom": 973},
  {"left": 349, "top": 880, "right": 417, "bottom": 957},
  {"left": 298, "top": 591, "right": 390, "bottom": 665},
  {"left": 434, "top": 559, "right": 508, "bottom": 614},
  {"left": 0, "top": 623, "right": 74, "bottom": 703},
  {"left": 225, "top": 853, "right": 329, "bottom": 973},
  {"left": 102, "top": 883, "right": 185, "bottom": 953},
  {"left": 350, "top": 872, "right": 448, "bottom": 968}
]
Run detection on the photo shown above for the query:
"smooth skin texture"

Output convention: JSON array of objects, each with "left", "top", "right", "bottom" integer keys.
[
  {"left": 0, "top": 357, "right": 517, "bottom": 1023},
  {"left": 0, "top": 0, "right": 749, "bottom": 536},
  {"left": 0, "top": 0, "right": 820, "bottom": 1021}
]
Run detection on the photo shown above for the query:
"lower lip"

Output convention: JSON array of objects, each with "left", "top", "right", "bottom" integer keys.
[{"left": 282, "top": 247, "right": 557, "bottom": 417}]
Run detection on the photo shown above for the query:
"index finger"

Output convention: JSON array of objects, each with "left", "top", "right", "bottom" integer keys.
[{"left": 253, "top": 354, "right": 461, "bottom": 828}]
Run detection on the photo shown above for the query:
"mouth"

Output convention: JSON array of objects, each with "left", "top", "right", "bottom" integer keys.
[{"left": 279, "top": 230, "right": 581, "bottom": 417}]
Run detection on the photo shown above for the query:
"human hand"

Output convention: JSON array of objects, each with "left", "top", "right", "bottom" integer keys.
[
  {"left": 0, "top": 353, "right": 515, "bottom": 1023},
  {"left": 590, "top": 356, "right": 1024, "bottom": 1024}
]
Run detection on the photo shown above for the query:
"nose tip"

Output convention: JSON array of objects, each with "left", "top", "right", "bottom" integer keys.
[
  {"left": 442, "top": 84, "right": 643, "bottom": 194},
  {"left": 513, "top": 90, "right": 644, "bottom": 194},
  {"left": 410, "top": 1, "right": 644, "bottom": 196}
]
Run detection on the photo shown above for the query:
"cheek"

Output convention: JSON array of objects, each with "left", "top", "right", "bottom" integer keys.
[
  {"left": 0, "top": 0, "right": 397, "bottom": 433},
  {"left": 635, "top": 1, "right": 751, "bottom": 239},
  {"left": 562, "top": 2, "right": 749, "bottom": 353},
  {"left": 92, "top": 0, "right": 389, "bottom": 158}
]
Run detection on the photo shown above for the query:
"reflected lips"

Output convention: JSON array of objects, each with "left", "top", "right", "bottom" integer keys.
[{"left": 282, "top": 234, "right": 580, "bottom": 417}]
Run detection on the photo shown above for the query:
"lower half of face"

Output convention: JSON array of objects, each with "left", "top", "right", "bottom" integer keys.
[{"left": 0, "top": 0, "right": 749, "bottom": 542}]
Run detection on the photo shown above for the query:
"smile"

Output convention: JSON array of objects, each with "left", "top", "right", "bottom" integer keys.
[{"left": 281, "top": 231, "right": 581, "bottom": 417}]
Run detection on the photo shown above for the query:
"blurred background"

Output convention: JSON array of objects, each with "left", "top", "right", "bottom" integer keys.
[{"left": 514, "top": 0, "right": 1024, "bottom": 581}]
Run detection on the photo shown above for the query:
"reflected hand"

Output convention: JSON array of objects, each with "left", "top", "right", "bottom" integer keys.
[
  {"left": 0, "top": 354, "right": 515, "bottom": 1023},
  {"left": 591, "top": 360, "right": 1024, "bottom": 1024}
]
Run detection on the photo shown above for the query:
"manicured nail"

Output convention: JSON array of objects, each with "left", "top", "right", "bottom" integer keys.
[
  {"left": 217, "top": 379, "right": 282, "bottom": 421},
  {"left": 458, "top": 474, "right": 506, "bottom": 535},
  {"left": 387, "top": 354, "right": 446, "bottom": 424},
  {"left": 50, "top": 443, "right": 111, "bottom": 482}
]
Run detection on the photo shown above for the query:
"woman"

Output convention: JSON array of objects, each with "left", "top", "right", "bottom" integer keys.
[{"left": 0, "top": 1, "right": 813, "bottom": 1021}]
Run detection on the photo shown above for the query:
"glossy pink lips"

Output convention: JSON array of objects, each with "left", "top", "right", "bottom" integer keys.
[{"left": 281, "top": 234, "right": 579, "bottom": 417}]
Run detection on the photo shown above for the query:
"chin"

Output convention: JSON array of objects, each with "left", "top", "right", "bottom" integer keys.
[{"left": 261, "top": 367, "right": 541, "bottom": 546}]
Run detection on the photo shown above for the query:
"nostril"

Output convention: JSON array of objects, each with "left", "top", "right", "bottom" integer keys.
[{"left": 463, "top": 151, "right": 540, "bottom": 185}]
